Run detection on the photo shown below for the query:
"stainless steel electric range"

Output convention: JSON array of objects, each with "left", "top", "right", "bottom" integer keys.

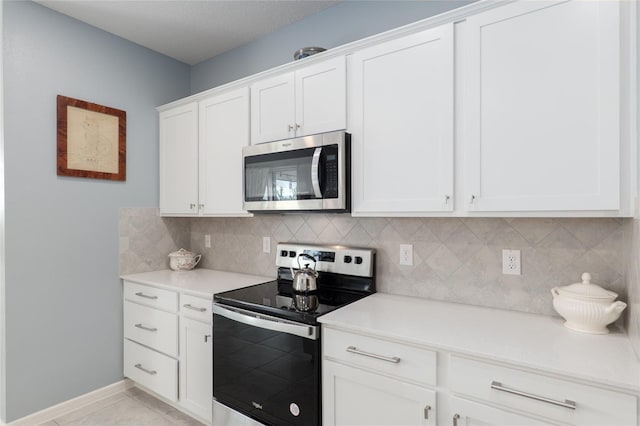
[{"left": 212, "top": 243, "right": 376, "bottom": 426}]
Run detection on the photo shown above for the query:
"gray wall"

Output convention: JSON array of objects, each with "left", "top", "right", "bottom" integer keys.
[
  {"left": 191, "top": 0, "right": 476, "bottom": 93},
  {"left": 2, "top": 2, "right": 190, "bottom": 421}
]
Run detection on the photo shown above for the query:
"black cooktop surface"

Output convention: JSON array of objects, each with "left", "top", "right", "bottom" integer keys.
[{"left": 214, "top": 269, "right": 374, "bottom": 325}]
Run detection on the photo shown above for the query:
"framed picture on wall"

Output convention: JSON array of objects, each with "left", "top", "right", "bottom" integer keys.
[{"left": 57, "top": 95, "right": 126, "bottom": 181}]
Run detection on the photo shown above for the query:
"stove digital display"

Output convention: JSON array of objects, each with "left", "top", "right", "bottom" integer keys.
[{"left": 303, "top": 249, "right": 335, "bottom": 263}]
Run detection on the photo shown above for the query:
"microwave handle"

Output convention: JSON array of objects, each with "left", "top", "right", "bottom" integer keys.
[{"left": 311, "top": 147, "right": 322, "bottom": 198}]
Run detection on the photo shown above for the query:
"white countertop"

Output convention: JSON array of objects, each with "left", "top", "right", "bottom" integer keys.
[
  {"left": 319, "top": 293, "right": 640, "bottom": 393},
  {"left": 121, "top": 269, "right": 274, "bottom": 299}
]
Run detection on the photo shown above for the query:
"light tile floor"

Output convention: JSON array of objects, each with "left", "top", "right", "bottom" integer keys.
[{"left": 38, "top": 387, "right": 205, "bottom": 426}]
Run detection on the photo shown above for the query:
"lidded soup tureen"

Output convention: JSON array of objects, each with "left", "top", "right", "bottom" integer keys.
[
  {"left": 551, "top": 273, "right": 626, "bottom": 334},
  {"left": 168, "top": 248, "right": 202, "bottom": 271}
]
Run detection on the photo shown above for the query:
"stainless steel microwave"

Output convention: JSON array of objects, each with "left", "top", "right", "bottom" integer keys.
[{"left": 242, "top": 131, "right": 350, "bottom": 213}]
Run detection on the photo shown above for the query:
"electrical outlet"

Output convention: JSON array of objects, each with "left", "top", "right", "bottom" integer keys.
[
  {"left": 263, "top": 237, "right": 271, "bottom": 253},
  {"left": 204, "top": 234, "right": 211, "bottom": 248},
  {"left": 400, "top": 244, "right": 413, "bottom": 266},
  {"left": 502, "top": 249, "right": 521, "bottom": 275}
]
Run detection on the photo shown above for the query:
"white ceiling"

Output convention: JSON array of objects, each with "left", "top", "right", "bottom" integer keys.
[{"left": 34, "top": 0, "right": 341, "bottom": 65}]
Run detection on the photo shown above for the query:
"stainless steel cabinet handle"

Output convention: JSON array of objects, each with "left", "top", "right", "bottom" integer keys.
[
  {"left": 423, "top": 405, "right": 431, "bottom": 420},
  {"left": 453, "top": 414, "right": 460, "bottom": 426},
  {"left": 295, "top": 123, "right": 301, "bottom": 130},
  {"left": 183, "top": 304, "right": 206, "bottom": 312},
  {"left": 204, "top": 334, "right": 212, "bottom": 343},
  {"left": 444, "top": 195, "right": 450, "bottom": 205},
  {"left": 288, "top": 124, "right": 294, "bottom": 131},
  {"left": 134, "top": 364, "right": 157, "bottom": 375},
  {"left": 135, "top": 292, "right": 158, "bottom": 300},
  {"left": 134, "top": 323, "right": 157, "bottom": 332},
  {"left": 190, "top": 203, "right": 196, "bottom": 209},
  {"left": 346, "top": 346, "right": 400, "bottom": 364},
  {"left": 490, "top": 381, "right": 576, "bottom": 410},
  {"left": 469, "top": 194, "right": 476, "bottom": 204},
  {"left": 199, "top": 204, "right": 204, "bottom": 209}
]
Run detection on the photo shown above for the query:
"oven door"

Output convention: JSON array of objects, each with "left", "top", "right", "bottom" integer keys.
[{"left": 212, "top": 304, "right": 321, "bottom": 426}]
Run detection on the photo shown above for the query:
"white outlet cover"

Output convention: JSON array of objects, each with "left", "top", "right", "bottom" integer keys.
[
  {"left": 502, "top": 249, "right": 521, "bottom": 275},
  {"left": 400, "top": 244, "right": 413, "bottom": 266},
  {"left": 204, "top": 234, "right": 211, "bottom": 248},
  {"left": 263, "top": 236, "right": 271, "bottom": 253}
]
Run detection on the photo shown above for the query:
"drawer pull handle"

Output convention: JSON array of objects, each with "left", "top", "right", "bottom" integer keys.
[
  {"left": 424, "top": 405, "right": 431, "bottom": 419},
  {"left": 346, "top": 346, "right": 400, "bottom": 364},
  {"left": 490, "top": 381, "right": 576, "bottom": 410},
  {"left": 135, "top": 292, "right": 158, "bottom": 300},
  {"left": 134, "top": 323, "right": 157, "bottom": 332},
  {"left": 134, "top": 364, "right": 157, "bottom": 375},
  {"left": 184, "top": 304, "right": 207, "bottom": 312},
  {"left": 205, "top": 334, "right": 212, "bottom": 343},
  {"left": 453, "top": 414, "right": 460, "bottom": 426}
]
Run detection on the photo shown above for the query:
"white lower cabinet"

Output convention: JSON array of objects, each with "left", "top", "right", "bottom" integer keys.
[
  {"left": 449, "top": 355, "right": 637, "bottom": 426},
  {"left": 123, "top": 281, "right": 214, "bottom": 424},
  {"left": 124, "top": 339, "right": 178, "bottom": 402},
  {"left": 323, "top": 360, "right": 436, "bottom": 425},
  {"left": 322, "top": 327, "right": 437, "bottom": 426},
  {"left": 179, "top": 316, "right": 212, "bottom": 422},
  {"left": 322, "top": 326, "right": 638, "bottom": 426},
  {"left": 450, "top": 396, "right": 556, "bottom": 426}
]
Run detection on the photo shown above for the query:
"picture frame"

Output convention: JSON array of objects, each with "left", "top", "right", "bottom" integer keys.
[{"left": 57, "top": 95, "right": 126, "bottom": 181}]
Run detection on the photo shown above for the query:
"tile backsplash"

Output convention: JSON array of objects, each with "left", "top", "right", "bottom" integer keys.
[
  {"left": 119, "top": 208, "right": 190, "bottom": 274},
  {"left": 119, "top": 208, "right": 627, "bottom": 318}
]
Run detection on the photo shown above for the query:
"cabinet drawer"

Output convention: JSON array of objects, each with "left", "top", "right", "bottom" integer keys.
[
  {"left": 450, "top": 355, "right": 637, "bottom": 425},
  {"left": 180, "top": 293, "right": 211, "bottom": 323},
  {"left": 124, "top": 339, "right": 178, "bottom": 402},
  {"left": 323, "top": 327, "right": 436, "bottom": 386},
  {"left": 124, "top": 281, "right": 178, "bottom": 312},
  {"left": 124, "top": 301, "right": 178, "bottom": 357}
]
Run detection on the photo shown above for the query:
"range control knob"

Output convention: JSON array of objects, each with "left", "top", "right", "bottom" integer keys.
[
  {"left": 289, "top": 251, "right": 296, "bottom": 257},
  {"left": 343, "top": 255, "right": 352, "bottom": 264},
  {"left": 355, "top": 256, "right": 363, "bottom": 265},
  {"left": 280, "top": 250, "right": 288, "bottom": 257}
]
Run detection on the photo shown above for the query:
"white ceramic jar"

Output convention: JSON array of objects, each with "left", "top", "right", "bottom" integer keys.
[
  {"left": 551, "top": 273, "right": 626, "bottom": 334},
  {"left": 168, "top": 248, "right": 202, "bottom": 271}
]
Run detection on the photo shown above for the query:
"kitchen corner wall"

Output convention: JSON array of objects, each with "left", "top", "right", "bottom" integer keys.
[
  {"left": 626, "top": 201, "right": 640, "bottom": 359},
  {"left": 120, "top": 208, "right": 627, "bottom": 318}
]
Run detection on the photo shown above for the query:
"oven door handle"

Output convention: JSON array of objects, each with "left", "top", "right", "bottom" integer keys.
[{"left": 212, "top": 304, "right": 319, "bottom": 340}]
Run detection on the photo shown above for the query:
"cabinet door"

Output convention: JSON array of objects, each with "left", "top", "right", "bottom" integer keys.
[
  {"left": 350, "top": 24, "right": 454, "bottom": 215},
  {"left": 295, "top": 56, "right": 346, "bottom": 137},
  {"left": 451, "top": 397, "right": 557, "bottom": 426},
  {"left": 464, "top": 0, "right": 620, "bottom": 212},
  {"left": 179, "top": 317, "right": 212, "bottom": 423},
  {"left": 199, "top": 87, "right": 252, "bottom": 216},
  {"left": 323, "top": 360, "right": 436, "bottom": 426},
  {"left": 159, "top": 102, "right": 199, "bottom": 215},
  {"left": 251, "top": 72, "right": 295, "bottom": 144}
]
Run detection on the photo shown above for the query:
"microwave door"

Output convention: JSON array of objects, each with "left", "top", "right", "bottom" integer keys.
[{"left": 244, "top": 147, "right": 323, "bottom": 211}]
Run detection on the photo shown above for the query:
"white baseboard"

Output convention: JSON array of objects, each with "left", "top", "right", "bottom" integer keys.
[{"left": 7, "top": 379, "right": 134, "bottom": 426}]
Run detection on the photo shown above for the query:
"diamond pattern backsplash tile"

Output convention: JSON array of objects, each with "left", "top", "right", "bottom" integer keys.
[{"left": 120, "top": 208, "right": 629, "bottom": 320}]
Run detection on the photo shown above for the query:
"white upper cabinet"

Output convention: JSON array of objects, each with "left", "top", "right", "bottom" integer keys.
[
  {"left": 251, "top": 55, "right": 346, "bottom": 144},
  {"left": 463, "top": 0, "right": 621, "bottom": 213},
  {"left": 199, "top": 87, "right": 252, "bottom": 216},
  {"left": 159, "top": 102, "right": 199, "bottom": 216},
  {"left": 350, "top": 24, "right": 455, "bottom": 215},
  {"left": 159, "top": 88, "right": 251, "bottom": 217}
]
